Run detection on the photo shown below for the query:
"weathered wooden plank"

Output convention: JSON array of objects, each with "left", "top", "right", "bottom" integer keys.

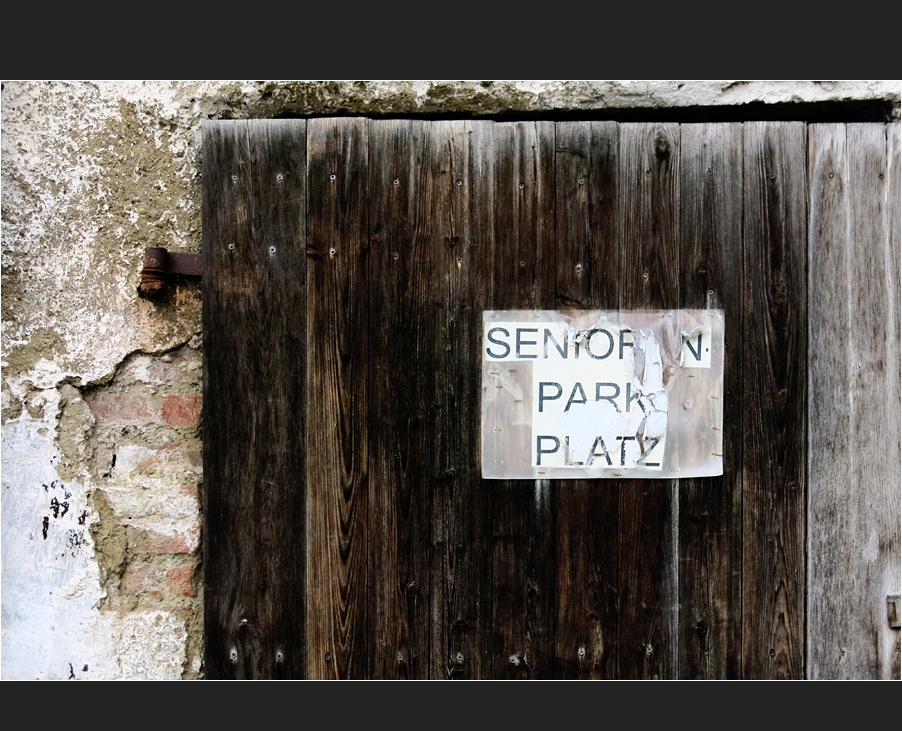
[
  {"left": 883, "top": 122, "right": 902, "bottom": 680},
  {"left": 553, "top": 121, "right": 621, "bottom": 679},
  {"left": 678, "top": 123, "right": 744, "bottom": 678},
  {"left": 306, "top": 118, "right": 369, "bottom": 679},
  {"left": 364, "top": 119, "right": 434, "bottom": 678},
  {"left": 429, "top": 120, "right": 494, "bottom": 678},
  {"left": 617, "top": 123, "right": 681, "bottom": 679},
  {"left": 808, "top": 123, "right": 902, "bottom": 679},
  {"left": 490, "top": 121, "right": 557, "bottom": 678},
  {"left": 807, "top": 123, "right": 853, "bottom": 679},
  {"left": 742, "top": 121, "right": 807, "bottom": 679},
  {"left": 202, "top": 119, "right": 307, "bottom": 678}
]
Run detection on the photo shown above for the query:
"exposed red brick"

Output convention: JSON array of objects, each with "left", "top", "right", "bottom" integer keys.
[
  {"left": 127, "top": 523, "right": 200, "bottom": 555},
  {"left": 162, "top": 395, "right": 202, "bottom": 426},
  {"left": 84, "top": 393, "right": 160, "bottom": 425},
  {"left": 135, "top": 443, "right": 202, "bottom": 474},
  {"left": 180, "top": 484, "right": 200, "bottom": 510},
  {"left": 122, "top": 566, "right": 163, "bottom": 596},
  {"left": 166, "top": 566, "right": 196, "bottom": 598}
]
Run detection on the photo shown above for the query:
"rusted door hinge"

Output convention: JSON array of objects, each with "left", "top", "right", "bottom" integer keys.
[{"left": 138, "top": 246, "right": 203, "bottom": 300}]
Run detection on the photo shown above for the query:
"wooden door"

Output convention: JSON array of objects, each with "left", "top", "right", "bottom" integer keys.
[{"left": 201, "top": 119, "right": 900, "bottom": 679}]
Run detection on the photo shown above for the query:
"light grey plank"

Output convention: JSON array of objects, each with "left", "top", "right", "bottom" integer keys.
[{"left": 808, "top": 122, "right": 901, "bottom": 679}]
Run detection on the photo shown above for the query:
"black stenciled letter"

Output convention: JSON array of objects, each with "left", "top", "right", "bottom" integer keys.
[
  {"left": 536, "top": 436, "right": 560, "bottom": 465},
  {"left": 516, "top": 328, "right": 539, "bottom": 359},
  {"left": 486, "top": 327, "right": 510, "bottom": 359}
]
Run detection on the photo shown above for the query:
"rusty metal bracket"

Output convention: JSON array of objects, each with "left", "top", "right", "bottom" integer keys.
[
  {"left": 138, "top": 246, "right": 203, "bottom": 300},
  {"left": 889, "top": 595, "right": 901, "bottom": 629}
]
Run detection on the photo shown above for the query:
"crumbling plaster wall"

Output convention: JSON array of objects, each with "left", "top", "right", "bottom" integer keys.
[{"left": 2, "top": 80, "right": 899, "bottom": 679}]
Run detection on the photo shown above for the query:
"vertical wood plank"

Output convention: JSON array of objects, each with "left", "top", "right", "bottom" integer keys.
[
  {"left": 202, "top": 119, "right": 307, "bottom": 679},
  {"left": 365, "top": 119, "right": 432, "bottom": 678},
  {"left": 306, "top": 118, "right": 369, "bottom": 679},
  {"left": 429, "top": 120, "right": 495, "bottom": 678},
  {"left": 883, "top": 122, "right": 902, "bottom": 680},
  {"left": 553, "top": 121, "right": 621, "bottom": 679},
  {"left": 617, "top": 122, "right": 681, "bottom": 679},
  {"left": 678, "top": 123, "right": 744, "bottom": 678},
  {"left": 742, "top": 121, "right": 807, "bottom": 679},
  {"left": 490, "top": 121, "right": 557, "bottom": 678},
  {"left": 808, "top": 123, "right": 901, "bottom": 679}
]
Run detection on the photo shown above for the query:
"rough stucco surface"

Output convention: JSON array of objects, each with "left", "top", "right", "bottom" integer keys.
[{"left": 2, "top": 80, "right": 899, "bottom": 679}]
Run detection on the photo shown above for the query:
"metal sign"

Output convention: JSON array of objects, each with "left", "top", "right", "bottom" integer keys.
[{"left": 481, "top": 310, "right": 724, "bottom": 479}]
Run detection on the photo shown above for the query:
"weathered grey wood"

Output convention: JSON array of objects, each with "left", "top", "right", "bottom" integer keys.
[
  {"left": 678, "top": 123, "right": 744, "bottom": 678},
  {"left": 553, "top": 121, "right": 621, "bottom": 679},
  {"left": 742, "top": 121, "right": 807, "bottom": 679},
  {"left": 617, "top": 123, "right": 681, "bottom": 679},
  {"left": 202, "top": 119, "right": 307, "bottom": 678},
  {"left": 808, "top": 122, "right": 902, "bottom": 679},
  {"left": 306, "top": 118, "right": 369, "bottom": 679},
  {"left": 365, "top": 119, "right": 433, "bottom": 678},
  {"left": 490, "top": 121, "right": 557, "bottom": 678},
  {"left": 885, "top": 123, "right": 902, "bottom": 680}
]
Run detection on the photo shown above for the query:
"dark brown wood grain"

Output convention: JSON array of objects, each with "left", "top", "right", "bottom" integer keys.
[
  {"left": 306, "top": 118, "right": 369, "bottom": 679},
  {"left": 424, "top": 121, "right": 495, "bottom": 678},
  {"left": 200, "top": 117, "right": 896, "bottom": 680},
  {"left": 490, "top": 121, "right": 557, "bottom": 678},
  {"left": 678, "top": 124, "right": 744, "bottom": 678},
  {"left": 741, "top": 121, "right": 807, "bottom": 679},
  {"left": 202, "top": 119, "right": 307, "bottom": 679},
  {"left": 553, "top": 121, "right": 621, "bottom": 679},
  {"left": 617, "top": 123, "right": 680, "bottom": 679},
  {"left": 365, "top": 119, "right": 432, "bottom": 678}
]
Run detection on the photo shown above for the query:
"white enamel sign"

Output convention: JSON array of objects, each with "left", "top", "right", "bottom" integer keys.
[{"left": 481, "top": 310, "right": 724, "bottom": 479}]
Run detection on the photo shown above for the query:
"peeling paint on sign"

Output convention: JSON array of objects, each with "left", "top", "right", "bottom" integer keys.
[{"left": 481, "top": 310, "right": 724, "bottom": 479}]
